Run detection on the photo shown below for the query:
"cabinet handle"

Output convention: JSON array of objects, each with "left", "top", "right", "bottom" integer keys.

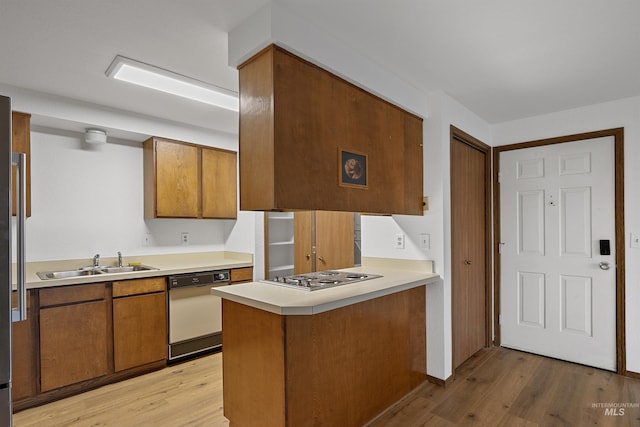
[
  {"left": 318, "top": 256, "right": 325, "bottom": 263},
  {"left": 305, "top": 254, "right": 311, "bottom": 260},
  {"left": 464, "top": 260, "right": 472, "bottom": 265}
]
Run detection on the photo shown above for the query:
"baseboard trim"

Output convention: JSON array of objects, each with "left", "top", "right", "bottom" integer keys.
[{"left": 427, "top": 374, "right": 454, "bottom": 387}]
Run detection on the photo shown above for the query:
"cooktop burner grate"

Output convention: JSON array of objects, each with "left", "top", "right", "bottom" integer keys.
[{"left": 262, "top": 271, "right": 383, "bottom": 291}]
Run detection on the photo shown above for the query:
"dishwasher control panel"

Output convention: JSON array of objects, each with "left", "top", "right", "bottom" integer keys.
[{"left": 168, "top": 270, "right": 230, "bottom": 289}]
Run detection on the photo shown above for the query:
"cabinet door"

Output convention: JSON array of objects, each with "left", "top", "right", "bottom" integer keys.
[
  {"left": 294, "top": 211, "right": 313, "bottom": 274},
  {"left": 155, "top": 139, "right": 199, "bottom": 218},
  {"left": 40, "top": 300, "right": 110, "bottom": 392},
  {"left": 11, "top": 291, "right": 36, "bottom": 401},
  {"left": 113, "top": 292, "right": 167, "bottom": 372},
  {"left": 202, "top": 147, "right": 237, "bottom": 219},
  {"left": 12, "top": 111, "right": 31, "bottom": 217},
  {"left": 315, "top": 211, "right": 354, "bottom": 271}
]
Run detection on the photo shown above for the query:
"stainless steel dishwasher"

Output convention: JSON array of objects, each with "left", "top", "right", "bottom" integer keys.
[{"left": 167, "top": 270, "right": 230, "bottom": 361}]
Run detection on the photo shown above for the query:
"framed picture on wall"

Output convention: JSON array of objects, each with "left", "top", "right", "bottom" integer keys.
[{"left": 339, "top": 148, "right": 368, "bottom": 189}]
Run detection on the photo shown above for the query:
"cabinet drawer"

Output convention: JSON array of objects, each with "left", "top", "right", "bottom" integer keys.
[
  {"left": 231, "top": 267, "right": 253, "bottom": 283},
  {"left": 113, "top": 277, "right": 166, "bottom": 298},
  {"left": 39, "top": 283, "right": 106, "bottom": 307}
]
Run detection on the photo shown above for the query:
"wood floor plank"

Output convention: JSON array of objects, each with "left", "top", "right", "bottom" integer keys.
[
  {"left": 371, "top": 348, "right": 640, "bottom": 427},
  {"left": 13, "top": 354, "right": 228, "bottom": 427},
  {"left": 15, "top": 347, "right": 640, "bottom": 427}
]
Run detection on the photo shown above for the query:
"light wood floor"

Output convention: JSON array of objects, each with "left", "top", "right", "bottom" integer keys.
[
  {"left": 13, "top": 347, "right": 640, "bottom": 426},
  {"left": 13, "top": 354, "right": 229, "bottom": 427}
]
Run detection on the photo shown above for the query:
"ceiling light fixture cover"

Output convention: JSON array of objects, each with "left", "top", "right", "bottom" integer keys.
[
  {"left": 85, "top": 128, "right": 107, "bottom": 144},
  {"left": 105, "top": 55, "right": 239, "bottom": 112}
]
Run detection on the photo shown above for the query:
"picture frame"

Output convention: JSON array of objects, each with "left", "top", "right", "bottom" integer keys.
[{"left": 338, "top": 148, "right": 368, "bottom": 189}]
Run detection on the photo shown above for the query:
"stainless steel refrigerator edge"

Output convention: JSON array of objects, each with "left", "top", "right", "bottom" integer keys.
[
  {"left": 0, "top": 95, "right": 13, "bottom": 426},
  {"left": 1, "top": 95, "right": 28, "bottom": 427}
]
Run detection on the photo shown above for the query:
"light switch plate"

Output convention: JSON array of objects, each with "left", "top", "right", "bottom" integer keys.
[
  {"left": 395, "top": 234, "right": 405, "bottom": 249},
  {"left": 631, "top": 233, "right": 640, "bottom": 248}
]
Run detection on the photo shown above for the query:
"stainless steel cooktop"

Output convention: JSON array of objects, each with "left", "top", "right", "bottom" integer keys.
[{"left": 262, "top": 270, "right": 382, "bottom": 291}]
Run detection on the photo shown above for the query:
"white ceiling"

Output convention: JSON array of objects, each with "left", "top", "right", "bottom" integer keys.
[{"left": 2, "top": 0, "right": 640, "bottom": 134}]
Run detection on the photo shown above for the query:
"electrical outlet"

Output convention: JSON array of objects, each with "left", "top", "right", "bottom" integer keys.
[
  {"left": 632, "top": 233, "right": 640, "bottom": 249},
  {"left": 142, "top": 233, "right": 151, "bottom": 246},
  {"left": 181, "top": 232, "right": 189, "bottom": 245},
  {"left": 395, "top": 233, "right": 405, "bottom": 249},
  {"left": 419, "top": 233, "right": 430, "bottom": 250}
]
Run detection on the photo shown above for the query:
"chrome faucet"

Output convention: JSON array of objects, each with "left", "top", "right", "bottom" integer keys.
[
  {"left": 117, "top": 251, "right": 122, "bottom": 267},
  {"left": 93, "top": 254, "right": 100, "bottom": 268}
]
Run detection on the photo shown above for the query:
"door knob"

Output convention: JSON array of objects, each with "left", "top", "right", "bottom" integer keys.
[
  {"left": 464, "top": 260, "right": 472, "bottom": 265},
  {"left": 599, "top": 261, "right": 611, "bottom": 270}
]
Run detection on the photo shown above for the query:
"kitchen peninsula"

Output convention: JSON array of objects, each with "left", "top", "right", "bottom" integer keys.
[{"left": 212, "top": 258, "right": 438, "bottom": 427}]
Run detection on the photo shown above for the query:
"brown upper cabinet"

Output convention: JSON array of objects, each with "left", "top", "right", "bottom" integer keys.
[
  {"left": 143, "top": 137, "right": 237, "bottom": 219},
  {"left": 12, "top": 111, "right": 31, "bottom": 217},
  {"left": 238, "top": 44, "right": 424, "bottom": 215},
  {"left": 294, "top": 211, "right": 355, "bottom": 274}
]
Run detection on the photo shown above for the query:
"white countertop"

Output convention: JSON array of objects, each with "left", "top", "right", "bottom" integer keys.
[
  {"left": 18, "top": 251, "right": 253, "bottom": 290},
  {"left": 211, "top": 258, "right": 439, "bottom": 315}
]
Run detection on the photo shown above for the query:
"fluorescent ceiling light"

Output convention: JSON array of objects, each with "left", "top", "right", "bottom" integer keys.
[{"left": 106, "top": 55, "right": 238, "bottom": 112}]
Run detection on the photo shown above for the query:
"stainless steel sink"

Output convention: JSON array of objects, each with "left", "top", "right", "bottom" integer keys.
[
  {"left": 36, "top": 265, "right": 158, "bottom": 280},
  {"left": 36, "top": 269, "right": 104, "bottom": 280},
  {"left": 99, "top": 265, "right": 157, "bottom": 274}
]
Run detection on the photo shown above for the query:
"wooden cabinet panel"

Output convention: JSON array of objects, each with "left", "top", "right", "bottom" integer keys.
[
  {"left": 12, "top": 111, "right": 31, "bottom": 217},
  {"left": 294, "top": 211, "right": 354, "bottom": 274},
  {"left": 222, "top": 286, "right": 426, "bottom": 427},
  {"left": 39, "top": 283, "right": 106, "bottom": 307},
  {"left": 202, "top": 147, "right": 237, "bottom": 219},
  {"left": 238, "top": 45, "right": 423, "bottom": 215},
  {"left": 230, "top": 267, "right": 253, "bottom": 283},
  {"left": 144, "top": 137, "right": 237, "bottom": 219},
  {"left": 112, "top": 277, "right": 165, "bottom": 298},
  {"left": 315, "top": 211, "right": 354, "bottom": 271},
  {"left": 113, "top": 292, "right": 167, "bottom": 372},
  {"left": 154, "top": 139, "right": 199, "bottom": 218},
  {"left": 293, "top": 211, "right": 313, "bottom": 275},
  {"left": 11, "top": 291, "right": 36, "bottom": 401},
  {"left": 40, "top": 300, "right": 110, "bottom": 392}
]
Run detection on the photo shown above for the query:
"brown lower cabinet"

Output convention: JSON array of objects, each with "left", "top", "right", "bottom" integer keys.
[
  {"left": 13, "top": 278, "right": 169, "bottom": 411},
  {"left": 11, "top": 291, "right": 36, "bottom": 401},
  {"left": 39, "top": 283, "right": 111, "bottom": 392},
  {"left": 230, "top": 267, "right": 253, "bottom": 283},
  {"left": 112, "top": 278, "right": 167, "bottom": 372},
  {"left": 13, "top": 268, "right": 248, "bottom": 412}
]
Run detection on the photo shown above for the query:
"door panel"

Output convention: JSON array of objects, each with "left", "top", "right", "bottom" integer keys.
[
  {"left": 560, "top": 275, "right": 591, "bottom": 335},
  {"left": 500, "top": 137, "right": 616, "bottom": 370},
  {"left": 315, "top": 211, "right": 354, "bottom": 271},
  {"left": 518, "top": 272, "right": 545, "bottom": 328},
  {"left": 560, "top": 187, "right": 590, "bottom": 256},
  {"left": 451, "top": 137, "right": 487, "bottom": 369},
  {"left": 294, "top": 211, "right": 313, "bottom": 274},
  {"left": 518, "top": 190, "right": 545, "bottom": 255}
]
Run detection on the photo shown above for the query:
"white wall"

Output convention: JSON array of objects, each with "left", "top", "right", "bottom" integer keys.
[
  {"left": 491, "top": 95, "right": 640, "bottom": 374},
  {"left": 22, "top": 128, "right": 236, "bottom": 262},
  {"left": 2, "top": 84, "right": 256, "bottom": 264}
]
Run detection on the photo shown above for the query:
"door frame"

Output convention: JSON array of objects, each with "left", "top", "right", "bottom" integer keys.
[
  {"left": 450, "top": 125, "right": 493, "bottom": 369},
  {"left": 492, "top": 128, "right": 626, "bottom": 375}
]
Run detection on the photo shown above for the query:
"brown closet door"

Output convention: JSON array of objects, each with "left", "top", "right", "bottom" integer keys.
[{"left": 451, "top": 137, "right": 487, "bottom": 369}]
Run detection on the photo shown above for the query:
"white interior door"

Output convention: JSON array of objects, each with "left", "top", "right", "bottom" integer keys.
[{"left": 500, "top": 137, "right": 616, "bottom": 371}]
